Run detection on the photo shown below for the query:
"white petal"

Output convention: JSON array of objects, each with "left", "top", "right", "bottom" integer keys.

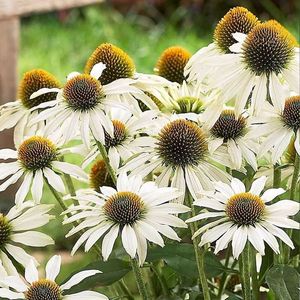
[
  {"left": 102, "top": 225, "right": 119, "bottom": 261},
  {"left": 46, "top": 255, "right": 61, "bottom": 281},
  {"left": 261, "top": 188, "right": 285, "bottom": 202},
  {"left": 30, "top": 87, "right": 60, "bottom": 99},
  {"left": 232, "top": 226, "right": 248, "bottom": 258},
  {"left": 0, "top": 288, "right": 24, "bottom": 299},
  {"left": 31, "top": 170, "right": 43, "bottom": 204},
  {"left": 63, "top": 291, "right": 108, "bottom": 300},
  {"left": 0, "top": 149, "right": 17, "bottom": 159},
  {"left": 43, "top": 167, "right": 66, "bottom": 193},
  {"left": 90, "top": 62, "right": 106, "bottom": 79},
  {"left": 0, "top": 275, "right": 28, "bottom": 292},
  {"left": 230, "top": 178, "right": 245, "bottom": 194},
  {"left": 52, "top": 161, "right": 88, "bottom": 182},
  {"left": 85, "top": 223, "right": 112, "bottom": 252},
  {"left": 136, "top": 221, "right": 164, "bottom": 247},
  {"left": 25, "top": 259, "right": 39, "bottom": 284},
  {"left": 249, "top": 176, "right": 267, "bottom": 195},
  {"left": 10, "top": 231, "right": 54, "bottom": 247},
  {"left": 247, "top": 226, "right": 265, "bottom": 255},
  {"left": 121, "top": 225, "right": 138, "bottom": 258},
  {"left": 4, "top": 244, "right": 37, "bottom": 268},
  {"left": 15, "top": 172, "right": 33, "bottom": 205},
  {"left": 61, "top": 270, "right": 101, "bottom": 290}
]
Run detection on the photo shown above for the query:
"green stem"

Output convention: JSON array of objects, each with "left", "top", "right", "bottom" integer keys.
[
  {"left": 130, "top": 258, "right": 150, "bottom": 300},
  {"left": 273, "top": 164, "right": 281, "bottom": 189},
  {"left": 273, "top": 164, "right": 282, "bottom": 264},
  {"left": 251, "top": 247, "right": 259, "bottom": 300},
  {"left": 217, "top": 248, "right": 231, "bottom": 299},
  {"left": 240, "top": 242, "right": 251, "bottom": 300},
  {"left": 151, "top": 262, "right": 169, "bottom": 296},
  {"left": 118, "top": 280, "right": 134, "bottom": 300},
  {"left": 284, "top": 153, "right": 300, "bottom": 263},
  {"left": 186, "top": 192, "right": 211, "bottom": 300},
  {"left": 95, "top": 139, "right": 117, "bottom": 185}
]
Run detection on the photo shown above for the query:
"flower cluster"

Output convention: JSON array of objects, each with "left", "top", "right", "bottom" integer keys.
[{"left": 0, "top": 6, "right": 299, "bottom": 300}]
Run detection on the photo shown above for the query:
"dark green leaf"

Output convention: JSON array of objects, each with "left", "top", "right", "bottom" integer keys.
[
  {"left": 266, "top": 265, "right": 300, "bottom": 300},
  {"left": 147, "top": 243, "right": 231, "bottom": 279},
  {"left": 62, "top": 259, "right": 131, "bottom": 293}
]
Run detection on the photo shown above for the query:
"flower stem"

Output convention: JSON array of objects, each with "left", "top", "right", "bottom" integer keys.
[
  {"left": 284, "top": 153, "right": 300, "bottom": 263},
  {"left": 273, "top": 163, "right": 281, "bottom": 189},
  {"left": 273, "top": 163, "right": 282, "bottom": 264},
  {"left": 251, "top": 247, "right": 259, "bottom": 300},
  {"left": 240, "top": 242, "right": 251, "bottom": 300},
  {"left": 186, "top": 192, "right": 211, "bottom": 300},
  {"left": 217, "top": 247, "right": 231, "bottom": 299},
  {"left": 130, "top": 258, "right": 150, "bottom": 300},
  {"left": 95, "top": 139, "right": 117, "bottom": 185}
]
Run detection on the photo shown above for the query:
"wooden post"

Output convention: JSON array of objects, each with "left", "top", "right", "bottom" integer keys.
[{"left": 0, "top": 17, "right": 20, "bottom": 205}]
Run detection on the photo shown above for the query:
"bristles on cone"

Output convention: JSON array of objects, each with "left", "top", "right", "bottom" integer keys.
[{"left": 155, "top": 46, "right": 191, "bottom": 83}]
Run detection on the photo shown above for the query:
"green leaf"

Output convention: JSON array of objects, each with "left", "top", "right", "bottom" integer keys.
[
  {"left": 147, "top": 243, "right": 230, "bottom": 278},
  {"left": 62, "top": 259, "right": 131, "bottom": 293},
  {"left": 266, "top": 265, "right": 300, "bottom": 300}
]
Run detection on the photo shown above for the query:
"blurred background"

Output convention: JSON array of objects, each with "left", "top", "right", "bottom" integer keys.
[
  {"left": 20, "top": 0, "right": 299, "bottom": 80},
  {"left": 0, "top": 0, "right": 299, "bottom": 297}
]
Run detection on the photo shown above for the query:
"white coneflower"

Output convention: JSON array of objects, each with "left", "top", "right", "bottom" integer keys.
[
  {"left": 79, "top": 107, "right": 157, "bottom": 170},
  {"left": 63, "top": 173, "right": 189, "bottom": 265},
  {"left": 29, "top": 62, "right": 157, "bottom": 148},
  {"left": 185, "top": 6, "right": 260, "bottom": 83},
  {"left": 196, "top": 20, "right": 299, "bottom": 115},
  {"left": 206, "top": 109, "right": 259, "bottom": 170},
  {"left": 251, "top": 95, "right": 300, "bottom": 163},
  {"left": 0, "top": 136, "right": 88, "bottom": 205},
  {"left": 150, "top": 80, "right": 222, "bottom": 122},
  {"left": 0, "top": 255, "right": 108, "bottom": 299},
  {"left": 0, "top": 202, "right": 53, "bottom": 275},
  {"left": 120, "top": 115, "right": 231, "bottom": 203},
  {"left": 0, "top": 69, "right": 60, "bottom": 145},
  {"left": 187, "top": 176, "right": 300, "bottom": 258}
]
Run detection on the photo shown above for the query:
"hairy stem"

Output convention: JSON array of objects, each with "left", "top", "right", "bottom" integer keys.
[
  {"left": 130, "top": 258, "right": 150, "bottom": 300},
  {"left": 186, "top": 192, "right": 211, "bottom": 300},
  {"left": 240, "top": 242, "right": 251, "bottom": 300}
]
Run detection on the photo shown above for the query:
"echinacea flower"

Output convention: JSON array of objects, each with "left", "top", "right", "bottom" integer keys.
[
  {"left": 155, "top": 46, "right": 191, "bottom": 84},
  {"left": 0, "top": 202, "right": 53, "bottom": 275},
  {"left": 0, "top": 255, "right": 108, "bottom": 299},
  {"left": 0, "top": 136, "right": 88, "bottom": 205},
  {"left": 120, "top": 115, "right": 231, "bottom": 203},
  {"left": 206, "top": 109, "right": 258, "bottom": 170},
  {"left": 185, "top": 6, "right": 260, "bottom": 83},
  {"left": 63, "top": 173, "right": 189, "bottom": 265},
  {"left": 0, "top": 69, "right": 60, "bottom": 145},
  {"left": 252, "top": 95, "right": 300, "bottom": 163},
  {"left": 198, "top": 20, "right": 299, "bottom": 115},
  {"left": 187, "top": 176, "right": 300, "bottom": 258},
  {"left": 79, "top": 107, "right": 157, "bottom": 170}
]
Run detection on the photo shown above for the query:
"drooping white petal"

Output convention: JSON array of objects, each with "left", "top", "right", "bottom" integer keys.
[
  {"left": 261, "top": 188, "right": 285, "bottom": 202},
  {"left": 43, "top": 167, "right": 66, "bottom": 193},
  {"left": 10, "top": 231, "right": 54, "bottom": 247},
  {"left": 63, "top": 291, "right": 108, "bottom": 300},
  {"left": 102, "top": 225, "right": 119, "bottom": 261},
  {"left": 0, "top": 288, "right": 24, "bottom": 299},
  {"left": 121, "top": 225, "right": 138, "bottom": 258},
  {"left": 31, "top": 169, "right": 44, "bottom": 204},
  {"left": 15, "top": 172, "right": 33, "bottom": 205},
  {"left": 0, "top": 276, "right": 27, "bottom": 292},
  {"left": 232, "top": 226, "right": 248, "bottom": 258}
]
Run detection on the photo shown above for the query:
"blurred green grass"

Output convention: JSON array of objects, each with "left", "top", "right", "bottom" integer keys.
[{"left": 20, "top": 5, "right": 210, "bottom": 82}]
